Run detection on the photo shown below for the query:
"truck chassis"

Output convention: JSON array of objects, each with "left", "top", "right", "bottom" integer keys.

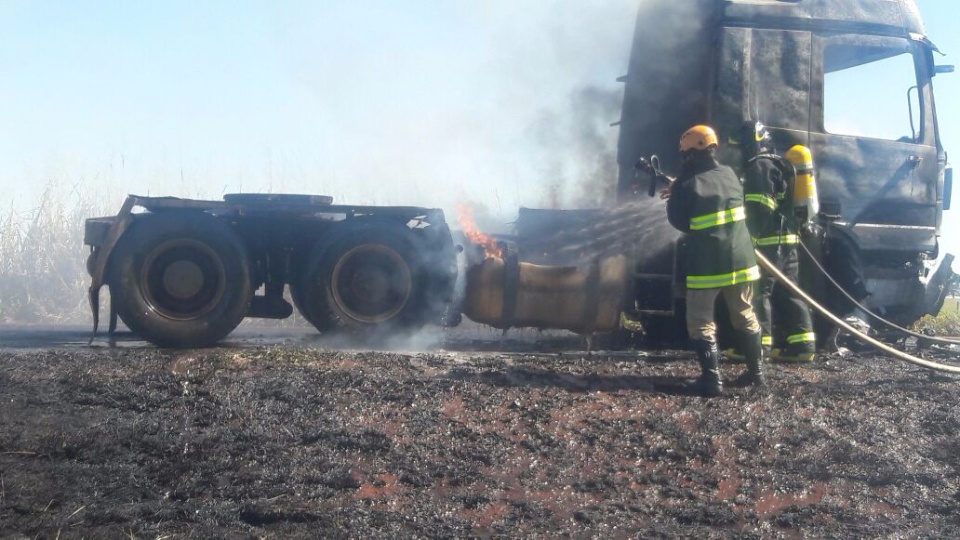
[{"left": 84, "top": 194, "right": 458, "bottom": 348}]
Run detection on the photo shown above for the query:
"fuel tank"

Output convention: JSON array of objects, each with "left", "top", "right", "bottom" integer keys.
[{"left": 463, "top": 254, "right": 628, "bottom": 334}]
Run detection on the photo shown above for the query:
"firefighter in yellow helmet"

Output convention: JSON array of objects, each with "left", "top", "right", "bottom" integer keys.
[
  {"left": 665, "top": 125, "right": 765, "bottom": 396},
  {"left": 737, "top": 121, "right": 817, "bottom": 362}
]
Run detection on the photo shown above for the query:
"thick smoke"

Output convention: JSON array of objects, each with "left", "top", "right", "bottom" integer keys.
[
  {"left": 502, "top": 0, "right": 714, "bottom": 275},
  {"left": 1, "top": 1, "right": 644, "bottom": 339},
  {"left": 262, "top": 1, "right": 641, "bottom": 221},
  {"left": 529, "top": 85, "right": 623, "bottom": 210}
]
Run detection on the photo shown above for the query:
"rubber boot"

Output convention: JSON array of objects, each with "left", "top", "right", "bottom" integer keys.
[
  {"left": 692, "top": 340, "right": 722, "bottom": 397},
  {"left": 771, "top": 344, "right": 815, "bottom": 363},
  {"left": 724, "top": 336, "right": 770, "bottom": 362},
  {"left": 733, "top": 331, "right": 766, "bottom": 388}
]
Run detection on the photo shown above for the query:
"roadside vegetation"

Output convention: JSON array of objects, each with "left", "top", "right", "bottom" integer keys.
[
  {"left": 914, "top": 296, "right": 960, "bottom": 336},
  {"left": 0, "top": 184, "right": 113, "bottom": 324}
]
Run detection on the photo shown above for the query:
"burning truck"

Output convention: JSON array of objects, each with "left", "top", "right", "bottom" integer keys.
[
  {"left": 83, "top": 0, "right": 954, "bottom": 348},
  {"left": 504, "top": 0, "right": 957, "bottom": 344}
]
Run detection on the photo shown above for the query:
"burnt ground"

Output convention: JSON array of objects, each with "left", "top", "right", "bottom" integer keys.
[{"left": 1, "top": 325, "right": 960, "bottom": 538}]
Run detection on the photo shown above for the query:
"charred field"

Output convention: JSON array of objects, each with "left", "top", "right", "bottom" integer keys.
[{"left": 1, "top": 327, "right": 960, "bottom": 538}]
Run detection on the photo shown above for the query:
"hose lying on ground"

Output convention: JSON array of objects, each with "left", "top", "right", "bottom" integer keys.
[
  {"left": 754, "top": 249, "right": 960, "bottom": 375},
  {"left": 797, "top": 239, "right": 960, "bottom": 347}
]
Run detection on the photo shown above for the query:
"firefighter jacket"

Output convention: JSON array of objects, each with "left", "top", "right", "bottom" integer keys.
[
  {"left": 667, "top": 152, "right": 759, "bottom": 289},
  {"left": 743, "top": 157, "right": 799, "bottom": 251}
]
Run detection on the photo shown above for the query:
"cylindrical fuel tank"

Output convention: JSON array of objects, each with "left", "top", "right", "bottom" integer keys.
[{"left": 463, "top": 255, "right": 628, "bottom": 334}]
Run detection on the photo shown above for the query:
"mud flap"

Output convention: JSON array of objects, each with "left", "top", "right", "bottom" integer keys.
[
  {"left": 87, "top": 285, "right": 101, "bottom": 345},
  {"left": 86, "top": 196, "right": 138, "bottom": 345},
  {"left": 109, "top": 291, "right": 119, "bottom": 335}
]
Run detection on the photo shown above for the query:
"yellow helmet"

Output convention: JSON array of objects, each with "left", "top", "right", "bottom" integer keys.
[{"left": 679, "top": 125, "right": 719, "bottom": 152}]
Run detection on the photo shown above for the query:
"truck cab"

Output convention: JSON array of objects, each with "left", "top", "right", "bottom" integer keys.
[{"left": 615, "top": 0, "right": 954, "bottom": 330}]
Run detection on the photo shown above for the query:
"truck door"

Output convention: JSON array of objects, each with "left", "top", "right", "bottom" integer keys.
[
  {"left": 714, "top": 26, "right": 813, "bottom": 167},
  {"left": 810, "top": 33, "right": 940, "bottom": 255}
]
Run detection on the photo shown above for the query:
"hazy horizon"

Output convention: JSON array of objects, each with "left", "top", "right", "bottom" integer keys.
[{"left": 1, "top": 0, "right": 957, "bottom": 250}]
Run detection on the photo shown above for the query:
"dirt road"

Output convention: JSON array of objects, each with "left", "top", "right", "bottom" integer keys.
[{"left": 1, "top": 325, "right": 959, "bottom": 537}]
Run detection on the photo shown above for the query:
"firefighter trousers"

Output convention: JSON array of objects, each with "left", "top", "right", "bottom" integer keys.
[{"left": 755, "top": 246, "right": 815, "bottom": 351}]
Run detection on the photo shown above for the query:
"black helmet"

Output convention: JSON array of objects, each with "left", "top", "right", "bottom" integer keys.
[{"left": 741, "top": 120, "right": 774, "bottom": 156}]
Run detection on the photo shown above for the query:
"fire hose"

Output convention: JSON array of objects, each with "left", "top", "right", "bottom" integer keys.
[
  {"left": 754, "top": 249, "right": 960, "bottom": 374},
  {"left": 795, "top": 238, "right": 960, "bottom": 347},
  {"left": 745, "top": 152, "right": 960, "bottom": 350}
]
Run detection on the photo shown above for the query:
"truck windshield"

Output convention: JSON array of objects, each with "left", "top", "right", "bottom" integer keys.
[{"left": 823, "top": 36, "right": 921, "bottom": 143}]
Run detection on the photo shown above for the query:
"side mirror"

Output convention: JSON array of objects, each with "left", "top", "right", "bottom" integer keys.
[{"left": 935, "top": 65, "right": 955, "bottom": 75}]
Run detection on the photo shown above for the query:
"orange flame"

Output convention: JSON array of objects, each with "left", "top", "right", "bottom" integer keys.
[{"left": 455, "top": 204, "right": 502, "bottom": 259}]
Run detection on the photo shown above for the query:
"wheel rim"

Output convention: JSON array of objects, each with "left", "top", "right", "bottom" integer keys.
[
  {"left": 140, "top": 239, "right": 227, "bottom": 321},
  {"left": 330, "top": 244, "right": 412, "bottom": 323}
]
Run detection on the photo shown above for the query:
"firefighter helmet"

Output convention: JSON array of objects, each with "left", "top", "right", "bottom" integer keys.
[
  {"left": 680, "top": 125, "right": 719, "bottom": 152},
  {"left": 741, "top": 120, "right": 774, "bottom": 155}
]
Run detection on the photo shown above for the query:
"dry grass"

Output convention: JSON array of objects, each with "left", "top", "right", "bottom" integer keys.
[
  {"left": 0, "top": 182, "right": 116, "bottom": 324},
  {"left": 914, "top": 296, "right": 960, "bottom": 336}
]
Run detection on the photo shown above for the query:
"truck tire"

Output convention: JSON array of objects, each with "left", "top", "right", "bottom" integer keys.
[
  {"left": 297, "top": 222, "right": 426, "bottom": 336},
  {"left": 109, "top": 211, "right": 253, "bottom": 348},
  {"left": 289, "top": 271, "right": 332, "bottom": 331}
]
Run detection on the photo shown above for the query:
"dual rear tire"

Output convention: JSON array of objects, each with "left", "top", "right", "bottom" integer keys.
[
  {"left": 108, "top": 214, "right": 436, "bottom": 347},
  {"left": 292, "top": 222, "right": 428, "bottom": 337},
  {"left": 109, "top": 212, "right": 253, "bottom": 348}
]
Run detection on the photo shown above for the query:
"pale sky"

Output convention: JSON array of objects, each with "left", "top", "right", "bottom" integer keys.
[
  {"left": 1, "top": 0, "right": 958, "bottom": 251},
  {"left": 0, "top": 0, "right": 636, "bottom": 220}
]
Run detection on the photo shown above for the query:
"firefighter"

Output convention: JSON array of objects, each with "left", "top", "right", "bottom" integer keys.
[
  {"left": 738, "top": 122, "right": 817, "bottom": 362},
  {"left": 664, "top": 125, "right": 765, "bottom": 397}
]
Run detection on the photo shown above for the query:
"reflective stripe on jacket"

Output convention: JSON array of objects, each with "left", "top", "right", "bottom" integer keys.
[
  {"left": 755, "top": 234, "right": 800, "bottom": 247},
  {"left": 690, "top": 206, "right": 746, "bottom": 231},
  {"left": 745, "top": 193, "right": 777, "bottom": 211}
]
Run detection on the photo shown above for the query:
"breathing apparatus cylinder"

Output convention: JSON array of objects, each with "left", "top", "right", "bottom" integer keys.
[
  {"left": 784, "top": 145, "right": 820, "bottom": 222},
  {"left": 783, "top": 145, "right": 829, "bottom": 346}
]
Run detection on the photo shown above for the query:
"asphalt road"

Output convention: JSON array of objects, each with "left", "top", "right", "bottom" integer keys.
[
  {"left": 0, "top": 324, "right": 333, "bottom": 351},
  {"left": 0, "top": 322, "right": 586, "bottom": 354}
]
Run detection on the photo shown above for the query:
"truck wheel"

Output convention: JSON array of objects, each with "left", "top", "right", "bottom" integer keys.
[
  {"left": 289, "top": 272, "right": 331, "bottom": 331},
  {"left": 109, "top": 212, "right": 253, "bottom": 348},
  {"left": 298, "top": 223, "right": 425, "bottom": 336}
]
